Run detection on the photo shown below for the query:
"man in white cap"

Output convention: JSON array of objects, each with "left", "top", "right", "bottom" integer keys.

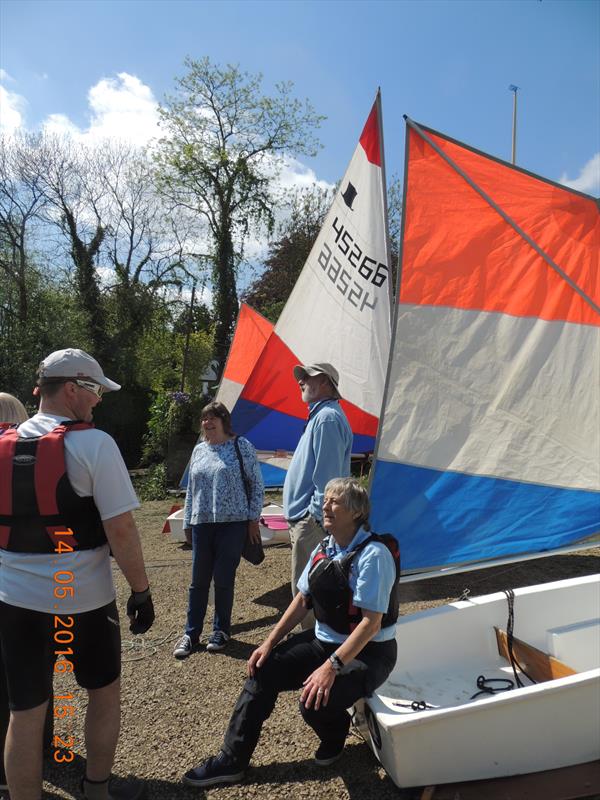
[
  {"left": 0, "top": 348, "right": 154, "bottom": 800},
  {"left": 283, "top": 363, "right": 352, "bottom": 629}
]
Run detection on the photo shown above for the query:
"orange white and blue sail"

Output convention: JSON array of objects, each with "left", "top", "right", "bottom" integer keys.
[
  {"left": 370, "top": 119, "right": 600, "bottom": 574},
  {"left": 230, "top": 94, "right": 392, "bottom": 455}
]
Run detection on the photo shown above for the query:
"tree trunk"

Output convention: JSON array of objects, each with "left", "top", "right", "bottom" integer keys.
[
  {"left": 212, "top": 220, "right": 238, "bottom": 380},
  {"left": 63, "top": 208, "right": 106, "bottom": 357}
]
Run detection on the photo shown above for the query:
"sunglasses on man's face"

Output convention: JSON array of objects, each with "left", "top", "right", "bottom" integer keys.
[{"left": 73, "top": 379, "right": 104, "bottom": 398}]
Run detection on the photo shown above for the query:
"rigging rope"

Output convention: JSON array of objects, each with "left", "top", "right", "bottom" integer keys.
[{"left": 503, "top": 588, "right": 537, "bottom": 687}]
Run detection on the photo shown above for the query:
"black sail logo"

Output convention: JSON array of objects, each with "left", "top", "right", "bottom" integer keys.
[{"left": 342, "top": 182, "right": 358, "bottom": 210}]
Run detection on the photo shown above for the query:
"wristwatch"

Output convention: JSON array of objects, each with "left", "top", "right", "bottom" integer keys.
[{"left": 329, "top": 653, "right": 344, "bottom": 674}]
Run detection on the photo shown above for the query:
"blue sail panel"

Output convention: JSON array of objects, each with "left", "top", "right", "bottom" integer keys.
[
  {"left": 369, "top": 460, "right": 600, "bottom": 572},
  {"left": 232, "top": 398, "right": 376, "bottom": 455}
]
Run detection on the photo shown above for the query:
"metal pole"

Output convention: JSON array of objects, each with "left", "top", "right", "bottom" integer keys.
[{"left": 509, "top": 85, "right": 519, "bottom": 165}]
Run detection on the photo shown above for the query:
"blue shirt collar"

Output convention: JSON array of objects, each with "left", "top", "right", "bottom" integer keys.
[{"left": 326, "top": 526, "right": 370, "bottom": 556}]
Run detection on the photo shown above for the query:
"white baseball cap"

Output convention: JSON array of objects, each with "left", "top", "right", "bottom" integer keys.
[
  {"left": 38, "top": 348, "right": 121, "bottom": 392},
  {"left": 293, "top": 362, "right": 341, "bottom": 399}
]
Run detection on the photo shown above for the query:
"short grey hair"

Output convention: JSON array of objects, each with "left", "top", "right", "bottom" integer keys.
[{"left": 324, "top": 477, "right": 370, "bottom": 530}]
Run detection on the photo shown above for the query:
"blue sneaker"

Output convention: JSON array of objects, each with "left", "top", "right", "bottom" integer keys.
[
  {"left": 182, "top": 752, "right": 245, "bottom": 787},
  {"left": 206, "top": 630, "right": 230, "bottom": 652}
]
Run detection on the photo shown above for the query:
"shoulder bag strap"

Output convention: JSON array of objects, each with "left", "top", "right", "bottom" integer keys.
[{"left": 232, "top": 436, "right": 251, "bottom": 511}]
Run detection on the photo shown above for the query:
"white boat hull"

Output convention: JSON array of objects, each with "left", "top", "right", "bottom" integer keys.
[
  {"left": 355, "top": 574, "right": 600, "bottom": 788},
  {"left": 164, "top": 505, "right": 290, "bottom": 547}
]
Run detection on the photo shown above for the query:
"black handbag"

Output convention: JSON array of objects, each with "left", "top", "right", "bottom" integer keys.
[{"left": 233, "top": 437, "right": 265, "bottom": 566}]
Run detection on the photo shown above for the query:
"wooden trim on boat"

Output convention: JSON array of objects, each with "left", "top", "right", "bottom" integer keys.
[{"left": 495, "top": 627, "right": 577, "bottom": 681}]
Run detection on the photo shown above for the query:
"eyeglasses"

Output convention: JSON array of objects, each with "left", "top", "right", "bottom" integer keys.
[{"left": 73, "top": 379, "right": 104, "bottom": 398}]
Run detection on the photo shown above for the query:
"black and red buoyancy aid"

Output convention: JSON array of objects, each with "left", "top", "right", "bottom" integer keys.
[
  {"left": 0, "top": 420, "right": 106, "bottom": 553},
  {"left": 307, "top": 532, "right": 401, "bottom": 635}
]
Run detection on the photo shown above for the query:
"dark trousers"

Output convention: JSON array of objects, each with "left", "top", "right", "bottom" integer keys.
[
  {"left": 0, "top": 647, "right": 53, "bottom": 785},
  {"left": 222, "top": 629, "right": 397, "bottom": 766},
  {"left": 186, "top": 521, "right": 247, "bottom": 639}
]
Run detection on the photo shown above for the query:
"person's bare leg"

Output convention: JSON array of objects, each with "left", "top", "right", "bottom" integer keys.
[
  {"left": 84, "top": 678, "right": 120, "bottom": 782},
  {"left": 5, "top": 701, "right": 47, "bottom": 800}
]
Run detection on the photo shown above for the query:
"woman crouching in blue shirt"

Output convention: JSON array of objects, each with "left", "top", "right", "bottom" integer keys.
[
  {"left": 173, "top": 401, "right": 264, "bottom": 657},
  {"left": 182, "top": 477, "right": 399, "bottom": 787}
]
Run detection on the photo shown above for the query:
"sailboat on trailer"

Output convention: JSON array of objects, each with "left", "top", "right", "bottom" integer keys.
[{"left": 354, "top": 117, "right": 600, "bottom": 788}]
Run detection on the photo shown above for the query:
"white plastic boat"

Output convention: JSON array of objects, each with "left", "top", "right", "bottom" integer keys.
[
  {"left": 259, "top": 504, "right": 290, "bottom": 546},
  {"left": 355, "top": 574, "right": 600, "bottom": 787},
  {"left": 163, "top": 504, "right": 289, "bottom": 547}
]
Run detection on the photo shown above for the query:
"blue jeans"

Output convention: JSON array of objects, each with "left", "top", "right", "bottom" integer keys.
[{"left": 185, "top": 521, "right": 247, "bottom": 640}]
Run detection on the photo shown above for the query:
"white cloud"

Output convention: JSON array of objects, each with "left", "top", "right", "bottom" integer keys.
[
  {"left": 37, "top": 72, "right": 160, "bottom": 147},
  {"left": 85, "top": 73, "right": 160, "bottom": 145},
  {"left": 560, "top": 153, "right": 600, "bottom": 196},
  {"left": 276, "top": 154, "right": 333, "bottom": 193},
  {"left": 42, "top": 112, "right": 82, "bottom": 138},
  {"left": 0, "top": 83, "right": 27, "bottom": 133},
  {"left": 0, "top": 69, "right": 15, "bottom": 82}
]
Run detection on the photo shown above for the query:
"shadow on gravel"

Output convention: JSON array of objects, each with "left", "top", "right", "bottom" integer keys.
[
  {"left": 401, "top": 552, "right": 600, "bottom": 605},
  {"left": 230, "top": 581, "right": 291, "bottom": 638},
  {"left": 240, "top": 740, "right": 415, "bottom": 798},
  {"left": 230, "top": 613, "right": 281, "bottom": 636},
  {"left": 215, "top": 637, "right": 256, "bottom": 662},
  {"left": 40, "top": 738, "right": 415, "bottom": 800},
  {"left": 252, "top": 582, "right": 291, "bottom": 614}
]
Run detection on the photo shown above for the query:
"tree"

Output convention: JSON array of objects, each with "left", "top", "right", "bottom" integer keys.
[
  {"left": 0, "top": 133, "right": 48, "bottom": 325},
  {"left": 26, "top": 133, "right": 108, "bottom": 356},
  {"left": 154, "top": 56, "right": 324, "bottom": 374},
  {"left": 387, "top": 175, "right": 403, "bottom": 298},
  {"left": 242, "top": 184, "right": 333, "bottom": 322}
]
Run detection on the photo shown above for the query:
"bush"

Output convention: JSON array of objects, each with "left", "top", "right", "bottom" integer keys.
[
  {"left": 135, "top": 463, "right": 168, "bottom": 501},
  {"left": 142, "top": 390, "right": 207, "bottom": 465}
]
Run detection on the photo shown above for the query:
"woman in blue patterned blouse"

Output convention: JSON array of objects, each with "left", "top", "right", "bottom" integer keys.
[{"left": 173, "top": 401, "right": 264, "bottom": 657}]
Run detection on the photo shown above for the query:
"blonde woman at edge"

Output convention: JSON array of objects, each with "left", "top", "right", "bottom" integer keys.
[{"left": 0, "top": 393, "right": 28, "bottom": 425}]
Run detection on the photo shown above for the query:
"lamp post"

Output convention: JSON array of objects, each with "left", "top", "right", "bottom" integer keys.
[{"left": 509, "top": 85, "right": 519, "bottom": 165}]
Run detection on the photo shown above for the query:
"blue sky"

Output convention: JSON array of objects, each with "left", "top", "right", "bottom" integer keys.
[{"left": 1, "top": 0, "right": 599, "bottom": 195}]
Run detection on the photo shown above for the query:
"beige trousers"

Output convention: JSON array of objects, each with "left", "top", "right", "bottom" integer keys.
[{"left": 289, "top": 514, "right": 325, "bottom": 631}]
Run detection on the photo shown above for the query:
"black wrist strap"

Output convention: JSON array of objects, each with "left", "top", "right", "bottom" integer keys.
[{"left": 131, "top": 586, "right": 151, "bottom": 601}]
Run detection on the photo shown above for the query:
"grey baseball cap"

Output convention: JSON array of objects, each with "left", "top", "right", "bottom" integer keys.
[
  {"left": 38, "top": 348, "right": 121, "bottom": 391},
  {"left": 293, "top": 362, "right": 341, "bottom": 399}
]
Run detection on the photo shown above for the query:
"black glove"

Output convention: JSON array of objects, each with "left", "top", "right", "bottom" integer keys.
[{"left": 126, "top": 586, "right": 155, "bottom": 634}]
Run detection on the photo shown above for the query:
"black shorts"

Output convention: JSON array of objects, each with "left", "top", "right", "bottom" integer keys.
[{"left": 0, "top": 599, "right": 121, "bottom": 711}]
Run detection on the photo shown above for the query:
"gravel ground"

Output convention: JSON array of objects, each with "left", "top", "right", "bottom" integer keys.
[{"left": 40, "top": 499, "right": 600, "bottom": 800}]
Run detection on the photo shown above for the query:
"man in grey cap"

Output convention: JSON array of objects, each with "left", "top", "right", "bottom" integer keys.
[
  {"left": 283, "top": 363, "right": 352, "bottom": 629},
  {"left": 0, "top": 348, "right": 154, "bottom": 800}
]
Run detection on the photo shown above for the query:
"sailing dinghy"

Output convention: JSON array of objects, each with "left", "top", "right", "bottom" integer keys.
[
  {"left": 356, "top": 118, "right": 600, "bottom": 788},
  {"left": 228, "top": 93, "right": 393, "bottom": 468}
]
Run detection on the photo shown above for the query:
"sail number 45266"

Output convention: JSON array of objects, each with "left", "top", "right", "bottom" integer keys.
[{"left": 318, "top": 243, "right": 377, "bottom": 312}]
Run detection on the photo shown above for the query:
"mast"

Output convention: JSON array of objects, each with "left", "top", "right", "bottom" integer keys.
[
  {"left": 509, "top": 84, "right": 519, "bottom": 165},
  {"left": 375, "top": 88, "right": 394, "bottom": 327}
]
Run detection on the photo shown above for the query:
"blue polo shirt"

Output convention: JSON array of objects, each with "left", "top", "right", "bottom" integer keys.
[
  {"left": 297, "top": 527, "right": 397, "bottom": 644},
  {"left": 283, "top": 400, "right": 352, "bottom": 523}
]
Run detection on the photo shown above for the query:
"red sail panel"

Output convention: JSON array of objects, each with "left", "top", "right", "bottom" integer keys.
[
  {"left": 223, "top": 303, "right": 274, "bottom": 384},
  {"left": 359, "top": 99, "right": 382, "bottom": 167},
  {"left": 400, "top": 127, "right": 600, "bottom": 327},
  {"left": 241, "top": 331, "right": 378, "bottom": 438}
]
